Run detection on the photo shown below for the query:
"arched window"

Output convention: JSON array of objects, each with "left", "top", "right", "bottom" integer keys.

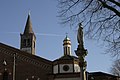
[
  {"left": 27, "top": 39, "right": 30, "bottom": 46},
  {"left": 3, "top": 71, "right": 9, "bottom": 80},
  {"left": 23, "top": 39, "right": 27, "bottom": 46}
]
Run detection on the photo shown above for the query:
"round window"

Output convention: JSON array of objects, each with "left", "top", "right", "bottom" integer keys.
[{"left": 63, "top": 65, "right": 69, "bottom": 71}]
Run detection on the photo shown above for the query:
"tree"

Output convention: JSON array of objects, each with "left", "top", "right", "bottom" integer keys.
[
  {"left": 111, "top": 59, "right": 120, "bottom": 76},
  {"left": 57, "top": 0, "right": 120, "bottom": 57}
]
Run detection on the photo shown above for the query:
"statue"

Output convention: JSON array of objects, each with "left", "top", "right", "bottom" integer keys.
[
  {"left": 75, "top": 23, "right": 87, "bottom": 80},
  {"left": 77, "top": 23, "right": 83, "bottom": 46}
]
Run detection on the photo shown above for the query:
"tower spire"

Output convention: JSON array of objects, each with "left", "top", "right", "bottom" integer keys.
[
  {"left": 28, "top": 10, "right": 31, "bottom": 16},
  {"left": 23, "top": 13, "right": 34, "bottom": 34}
]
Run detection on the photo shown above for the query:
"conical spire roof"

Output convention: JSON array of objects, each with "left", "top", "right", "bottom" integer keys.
[
  {"left": 63, "top": 33, "right": 70, "bottom": 41},
  {"left": 64, "top": 35, "right": 70, "bottom": 41},
  {"left": 23, "top": 13, "right": 34, "bottom": 34}
]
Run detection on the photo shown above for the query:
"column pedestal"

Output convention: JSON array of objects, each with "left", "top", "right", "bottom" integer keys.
[{"left": 75, "top": 45, "right": 87, "bottom": 80}]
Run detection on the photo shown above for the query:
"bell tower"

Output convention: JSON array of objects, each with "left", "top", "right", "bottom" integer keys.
[{"left": 20, "top": 13, "right": 36, "bottom": 55}]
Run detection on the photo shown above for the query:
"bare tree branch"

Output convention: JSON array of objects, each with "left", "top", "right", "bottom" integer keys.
[
  {"left": 111, "top": 59, "right": 120, "bottom": 76},
  {"left": 57, "top": 0, "right": 120, "bottom": 57},
  {"left": 108, "top": 0, "right": 120, "bottom": 7},
  {"left": 99, "top": 0, "right": 120, "bottom": 17}
]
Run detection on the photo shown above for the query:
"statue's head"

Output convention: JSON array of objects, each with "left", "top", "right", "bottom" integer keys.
[{"left": 78, "top": 23, "right": 83, "bottom": 29}]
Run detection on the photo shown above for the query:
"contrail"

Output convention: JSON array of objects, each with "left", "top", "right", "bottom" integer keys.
[
  {"left": 0, "top": 32, "right": 20, "bottom": 34},
  {"left": 36, "top": 33, "right": 64, "bottom": 37},
  {"left": 0, "top": 32, "right": 64, "bottom": 37}
]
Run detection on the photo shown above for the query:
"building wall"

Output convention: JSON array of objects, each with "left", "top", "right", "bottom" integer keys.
[
  {"left": 0, "top": 51, "right": 13, "bottom": 80},
  {"left": 74, "top": 64, "right": 80, "bottom": 72},
  {"left": 0, "top": 43, "right": 52, "bottom": 80},
  {"left": 53, "top": 65, "right": 58, "bottom": 74}
]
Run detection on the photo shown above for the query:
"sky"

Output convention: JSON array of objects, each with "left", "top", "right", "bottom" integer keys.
[{"left": 0, "top": 0, "right": 113, "bottom": 73}]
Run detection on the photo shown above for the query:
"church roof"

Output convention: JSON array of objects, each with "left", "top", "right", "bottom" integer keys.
[
  {"left": 0, "top": 42, "right": 52, "bottom": 80},
  {"left": 58, "top": 55, "right": 78, "bottom": 60},
  {"left": 89, "top": 72, "right": 118, "bottom": 77},
  {"left": 23, "top": 14, "right": 34, "bottom": 34},
  {"left": 53, "top": 55, "right": 79, "bottom": 65},
  {"left": 88, "top": 72, "right": 120, "bottom": 78},
  {"left": 0, "top": 42, "right": 52, "bottom": 65}
]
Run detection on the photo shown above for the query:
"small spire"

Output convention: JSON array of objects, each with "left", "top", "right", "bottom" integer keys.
[
  {"left": 23, "top": 13, "right": 34, "bottom": 34},
  {"left": 66, "top": 32, "right": 68, "bottom": 36},
  {"left": 28, "top": 10, "right": 31, "bottom": 16},
  {"left": 64, "top": 33, "right": 70, "bottom": 41},
  {"left": 65, "top": 32, "right": 68, "bottom": 39},
  {"left": 3, "top": 60, "right": 7, "bottom": 66}
]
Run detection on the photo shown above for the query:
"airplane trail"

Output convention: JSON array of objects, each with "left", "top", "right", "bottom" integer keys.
[{"left": 0, "top": 32, "right": 64, "bottom": 37}]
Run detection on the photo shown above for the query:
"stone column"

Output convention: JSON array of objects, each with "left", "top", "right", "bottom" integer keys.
[{"left": 75, "top": 45, "right": 87, "bottom": 80}]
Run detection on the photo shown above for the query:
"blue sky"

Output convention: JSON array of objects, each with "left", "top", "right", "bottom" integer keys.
[{"left": 0, "top": 0, "right": 113, "bottom": 73}]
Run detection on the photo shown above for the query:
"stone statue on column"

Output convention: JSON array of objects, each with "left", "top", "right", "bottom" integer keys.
[
  {"left": 77, "top": 23, "right": 84, "bottom": 47},
  {"left": 75, "top": 23, "right": 88, "bottom": 80}
]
